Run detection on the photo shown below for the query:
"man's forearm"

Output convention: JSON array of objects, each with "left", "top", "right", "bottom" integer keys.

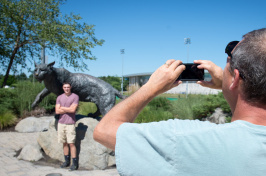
[
  {"left": 56, "top": 108, "right": 66, "bottom": 114},
  {"left": 60, "top": 106, "right": 76, "bottom": 113}
]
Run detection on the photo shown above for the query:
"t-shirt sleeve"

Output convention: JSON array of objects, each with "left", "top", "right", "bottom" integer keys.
[
  {"left": 73, "top": 94, "right": 79, "bottom": 105},
  {"left": 115, "top": 119, "right": 217, "bottom": 176},
  {"left": 56, "top": 96, "right": 60, "bottom": 105}
]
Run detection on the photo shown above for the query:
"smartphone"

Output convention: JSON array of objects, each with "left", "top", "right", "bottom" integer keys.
[{"left": 177, "top": 63, "right": 204, "bottom": 81}]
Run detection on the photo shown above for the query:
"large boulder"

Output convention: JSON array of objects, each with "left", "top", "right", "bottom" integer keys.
[
  {"left": 37, "top": 117, "right": 115, "bottom": 170},
  {"left": 15, "top": 116, "right": 53, "bottom": 133}
]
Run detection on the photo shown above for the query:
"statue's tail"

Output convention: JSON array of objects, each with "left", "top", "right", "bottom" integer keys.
[{"left": 115, "top": 89, "right": 127, "bottom": 100}]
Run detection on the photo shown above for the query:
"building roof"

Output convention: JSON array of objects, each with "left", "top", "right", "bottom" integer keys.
[{"left": 123, "top": 72, "right": 154, "bottom": 77}]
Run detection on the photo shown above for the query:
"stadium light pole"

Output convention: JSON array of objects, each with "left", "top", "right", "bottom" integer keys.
[
  {"left": 120, "top": 49, "right": 125, "bottom": 95},
  {"left": 184, "top": 38, "right": 191, "bottom": 98}
]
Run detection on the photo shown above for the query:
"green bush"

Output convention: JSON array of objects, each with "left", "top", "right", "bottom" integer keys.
[
  {"left": 135, "top": 106, "right": 174, "bottom": 123},
  {"left": 192, "top": 92, "right": 231, "bottom": 120},
  {"left": 135, "top": 97, "right": 175, "bottom": 123},
  {"left": 0, "top": 88, "right": 17, "bottom": 114},
  {"left": 148, "top": 97, "right": 172, "bottom": 111},
  {"left": 0, "top": 110, "right": 17, "bottom": 129},
  {"left": 13, "top": 81, "right": 57, "bottom": 116},
  {"left": 98, "top": 76, "right": 129, "bottom": 91},
  {"left": 77, "top": 102, "right": 97, "bottom": 116},
  {"left": 0, "top": 75, "right": 17, "bottom": 86},
  {"left": 135, "top": 93, "right": 231, "bottom": 123}
]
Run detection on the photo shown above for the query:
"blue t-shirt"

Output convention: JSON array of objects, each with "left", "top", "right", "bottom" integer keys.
[{"left": 115, "top": 119, "right": 266, "bottom": 176}]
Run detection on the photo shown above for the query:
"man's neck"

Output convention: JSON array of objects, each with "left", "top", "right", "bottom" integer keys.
[
  {"left": 232, "top": 100, "right": 266, "bottom": 126},
  {"left": 64, "top": 92, "right": 71, "bottom": 97}
]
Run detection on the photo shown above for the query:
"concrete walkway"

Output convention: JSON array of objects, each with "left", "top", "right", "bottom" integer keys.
[{"left": 0, "top": 132, "right": 119, "bottom": 176}]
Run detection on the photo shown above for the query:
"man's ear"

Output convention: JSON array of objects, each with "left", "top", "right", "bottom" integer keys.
[{"left": 229, "top": 69, "right": 240, "bottom": 90}]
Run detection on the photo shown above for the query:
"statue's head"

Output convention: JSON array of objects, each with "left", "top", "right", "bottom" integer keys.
[{"left": 34, "top": 61, "right": 55, "bottom": 82}]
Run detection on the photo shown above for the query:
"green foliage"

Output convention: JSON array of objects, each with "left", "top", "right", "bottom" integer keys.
[
  {"left": 15, "top": 73, "right": 28, "bottom": 81},
  {"left": 98, "top": 76, "right": 129, "bottom": 91},
  {"left": 148, "top": 97, "right": 172, "bottom": 111},
  {"left": 171, "top": 95, "right": 205, "bottom": 120},
  {"left": 135, "top": 93, "right": 231, "bottom": 123},
  {"left": 192, "top": 92, "right": 231, "bottom": 120},
  {"left": 0, "top": 75, "right": 17, "bottom": 86},
  {"left": 0, "top": 110, "right": 17, "bottom": 129},
  {"left": 135, "top": 97, "right": 175, "bottom": 123},
  {"left": 77, "top": 102, "right": 97, "bottom": 116},
  {"left": 99, "top": 76, "right": 121, "bottom": 91},
  {"left": 0, "top": 88, "right": 17, "bottom": 114},
  {"left": 13, "top": 81, "right": 56, "bottom": 115},
  {"left": 135, "top": 106, "right": 174, "bottom": 123},
  {"left": 0, "top": 0, "right": 104, "bottom": 87}
]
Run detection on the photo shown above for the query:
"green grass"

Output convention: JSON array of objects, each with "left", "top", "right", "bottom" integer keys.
[
  {"left": 171, "top": 95, "right": 205, "bottom": 120},
  {"left": 13, "top": 81, "right": 57, "bottom": 116},
  {"left": 0, "top": 110, "right": 17, "bottom": 129}
]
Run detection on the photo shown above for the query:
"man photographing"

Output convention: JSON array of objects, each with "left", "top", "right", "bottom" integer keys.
[
  {"left": 55, "top": 82, "right": 79, "bottom": 171},
  {"left": 94, "top": 28, "right": 266, "bottom": 175}
]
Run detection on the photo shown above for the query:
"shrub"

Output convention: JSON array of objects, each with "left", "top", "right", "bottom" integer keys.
[
  {"left": 77, "top": 102, "right": 97, "bottom": 116},
  {"left": 11, "top": 81, "right": 56, "bottom": 116},
  {"left": 135, "top": 106, "right": 174, "bottom": 123},
  {"left": 148, "top": 97, "right": 172, "bottom": 111},
  {"left": 171, "top": 94, "right": 205, "bottom": 120},
  {"left": 0, "top": 110, "right": 17, "bottom": 129},
  {"left": 192, "top": 92, "right": 231, "bottom": 120},
  {"left": 135, "top": 97, "right": 175, "bottom": 123},
  {"left": 0, "top": 88, "right": 17, "bottom": 114}
]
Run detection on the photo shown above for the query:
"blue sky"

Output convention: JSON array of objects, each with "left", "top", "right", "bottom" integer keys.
[{"left": 35, "top": 0, "right": 266, "bottom": 77}]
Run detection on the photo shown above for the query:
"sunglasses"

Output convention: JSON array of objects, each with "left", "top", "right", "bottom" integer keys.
[
  {"left": 225, "top": 41, "right": 239, "bottom": 57},
  {"left": 225, "top": 40, "right": 246, "bottom": 80}
]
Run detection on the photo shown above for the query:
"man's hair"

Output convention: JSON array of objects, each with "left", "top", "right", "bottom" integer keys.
[
  {"left": 62, "top": 82, "right": 71, "bottom": 87},
  {"left": 230, "top": 28, "right": 266, "bottom": 105}
]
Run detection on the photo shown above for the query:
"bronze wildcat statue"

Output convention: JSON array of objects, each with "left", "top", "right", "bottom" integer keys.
[{"left": 31, "top": 61, "right": 126, "bottom": 118}]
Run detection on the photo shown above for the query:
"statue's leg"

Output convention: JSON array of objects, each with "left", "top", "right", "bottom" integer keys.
[
  {"left": 101, "top": 102, "right": 115, "bottom": 117},
  {"left": 88, "top": 105, "right": 101, "bottom": 118},
  {"left": 31, "top": 88, "right": 51, "bottom": 109},
  {"left": 97, "top": 95, "right": 116, "bottom": 117}
]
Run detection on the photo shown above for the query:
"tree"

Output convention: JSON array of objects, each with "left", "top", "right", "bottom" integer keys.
[
  {"left": 0, "top": 75, "right": 17, "bottom": 86},
  {"left": 15, "top": 72, "right": 28, "bottom": 81},
  {"left": 0, "top": 0, "right": 104, "bottom": 88},
  {"left": 99, "top": 76, "right": 129, "bottom": 91}
]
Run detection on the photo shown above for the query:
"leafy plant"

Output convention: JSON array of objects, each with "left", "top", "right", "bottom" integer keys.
[
  {"left": 77, "top": 102, "right": 97, "bottom": 116},
  {"left": 0, "top": 110, "right": 17, "bottom": 129},
  {"left": 135, "top": 97, "right": 175, "bottom": 123},
  {"left": 148, "top": 97, "right": 172, "bottom": 111},
  {"left": 192, "top": 92, "right": 231, "bottom": 120},
  {"left": 0, "top": 88, "right": 17, "bottom": 114}
]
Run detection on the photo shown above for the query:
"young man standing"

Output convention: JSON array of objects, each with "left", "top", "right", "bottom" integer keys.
[{"left": 55, "top": 82, "right": 79, "bottom": 171}]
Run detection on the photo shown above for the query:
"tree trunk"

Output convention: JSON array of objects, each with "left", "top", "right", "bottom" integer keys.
[
  {"left": 1, "top": 50, "right": 18, "bottom": 88},
  {"left": 1, "top": 27, "right": 21, "bottom": 88}
]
